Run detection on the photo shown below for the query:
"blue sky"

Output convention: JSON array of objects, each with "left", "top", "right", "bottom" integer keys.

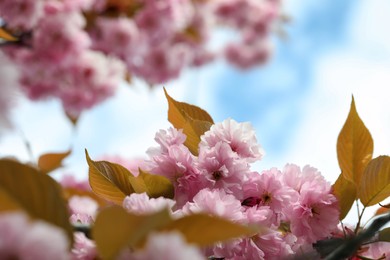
[{"left": 1, "top": 0, "right": 389, "bottom": 224}]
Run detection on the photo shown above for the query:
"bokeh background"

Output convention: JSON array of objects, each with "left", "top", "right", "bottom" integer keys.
[{"left": 1, "top": 0, "right": 389, "bottom": 224}]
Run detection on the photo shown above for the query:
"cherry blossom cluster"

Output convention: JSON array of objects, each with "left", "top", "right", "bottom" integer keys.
[
  {"left": 0, "top": 0, "right": 282, "bottom": 115},
  {"left": 73, "top": 118, "right": 341, "bottom": 259},
  {"left": 1, "top": 117, "right": 389, "bottom": 258}
]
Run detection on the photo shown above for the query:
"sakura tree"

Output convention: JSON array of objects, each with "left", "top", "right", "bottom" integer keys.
[{"left": 0, "top": 0, "right": 283, "bottom": 117}]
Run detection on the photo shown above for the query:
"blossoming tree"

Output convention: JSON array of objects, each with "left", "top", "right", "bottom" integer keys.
[
  {"left": 0, "top": 0, "right": 283, "bottom": 120},
  {"left": 0, "top": 90, "right": 389, "bottom": 259}
]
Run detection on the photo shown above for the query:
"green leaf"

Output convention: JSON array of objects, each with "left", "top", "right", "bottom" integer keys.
[
  {"left": 38, "top": 150, "right": 71, "bottom": 174},
  {"left": 86, "top": 150, "right": 135, "bottom": 205},
  {"left": 161, "top": 214, "right": 259, "bottom": 246},
  {"left": 93, "top": 206, "right": 172, "bottom": 259},
  {"left": 138, "top": 169, "right": 174, "bottom": 199},
  {"left": 0, "top": 159, "right": 73, "bottom": 245},
  {"left": 337, "top": 96, "right": 373, "bottom": 185},
  {"left": 378, "top": 227, "right": 390, "bottom": 242},
  {"left": 359, "top": 156, "right": 390, "bottom": 206},
  {"left": 164, "top": 88, "right": 214, "bottom": 155},
  {"left": 332, "top": 174, "right": 357, "bottom": 220}
]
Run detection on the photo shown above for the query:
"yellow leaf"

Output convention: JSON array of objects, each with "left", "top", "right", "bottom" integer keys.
[
  {"left": 182, "top": 115, "right": 213, "bottom": 155},
  {"left": 164, "top": 88, "right": 214, "bottom": 155},
  {"left": 0, "top": 187, "right": 23, "bottom": 212},
  {"left": 332, "top": 174, "right": 357, "bottom": 220},
  {"left": 0, "top": 28, "right": 17, "bottom": 41},
  {"left": 93, "top": 206, "right": 172, "bottom": 259},
  {"left": 0, "top": 159, "right": 73, "bottom": 245},
  {"left": 38, "top": 150, "right": 71, "bottom": 174},
  {"left": 138, "top": 169, "right": 175, "bottom": 199},
  {"left": 359, "top": 156, "right": 390, "bottom": 206},
  {"left": 337, "top": 96, "right": 373, "bottom": 185},
  {"left": 86, "top": 150, "right": 135, "bottom": 205},
  {"left": 161, "top": 214, "right": 258, "bottom": 246}
]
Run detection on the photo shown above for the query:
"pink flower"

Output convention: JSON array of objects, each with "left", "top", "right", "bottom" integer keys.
[
  {"left": 60, "top": 174, "right": 91, "bottom": 191},
  {"left": 92, "top": 17, "right": 140, "bottom": 60},
  {"left": 123, "top": 192, "right": 175, "bottom": 215},
  {"left": 0, "top": 212, "right": 70, "bottom": 259},
  {"left": 212, "top": 238, "right": 265, "bottom": 259},
  {"left": 282, "top": 164, "right": 328, "bottom": 193},
  {"left": 71, "top": 232, "right": 97, "bottom": 260},
  {"left": 68, "top": 195, "right": 99, "bottom": 223},
  {"left": 33, "top": 11, "right": 91, "bottom": 63},
  {"left": 147, "top": 144, "right": 195, "bottom": 181},
  {"left": 181, "top": 188, "right": 244, "bottom": 222},
  {"left": 243, "top": 169, "right": 295, "bottom": 225},
  {"left": 0, "top": 0, "right": 44, "bottom": 30},
  {"left": 197, "top": 141, "right": 250, "bottom": 197},
  {"left": 287, "top": 183, "right": 339, "bottom": 243},
  {"left": 200, "top": 118, "right": 264, "bottom": 162},
  {"left": 359, "top": 242, "right": 390, "bottom": 260},
  {"left": 174, "top": 169, "right": 210, "bottom": 209},
  {"left": 132, "top": 232, "right": 204, "bottom": 260},
  {"left": 148, "top": 128, "right": 187, "bottom": 155},
  {"left": 224, "top": 40, "right": 270, "bottom": 69},
  {"left": 252, "top": 230, "right": 294, "bottom": 259},
  {"left": 129, "top": 42, "right": 190, "bottom": 84}
]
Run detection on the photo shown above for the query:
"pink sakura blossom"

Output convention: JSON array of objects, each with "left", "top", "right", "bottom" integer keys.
[
  {"left": 147, "top": 143, "right": 195, "bottom": 182},
  {"left": 174, "top": 169, "right": 210, "bottom": 209},
  {"left": 197, "top": 141, "right": 250, "bottom": 197},
  {"left": 181, "top": 188, "right": 245, "bottom": 222},
  {"left": 358, "top": 242, "right": 390, "bottom": 260},
  {"left": 0, "top": 0, "right": 44, "bottom": 30},
  {"left": 129, "top": 42, "right": 191, "bottom": 84},
  {"left": 242, "top": 169, "right": 295, "bottom": 225},
  {"left": 212, "top": 238, "right": 265, "bottom": 260},
  {"left": 71, "top": 232, "right": 97, "bottom": 260},
  {"left": 134, "top": 0, "right": 194, "bottom": 44},
  {"left": 92, "top": 17, "right": 140, "bottom": 60},
  {"left": 0, "top": 51, "right": 19, "bottom": 132},
  {"left": 123, "top": 192, "right": 175, "bottom": 215},
  {"left": 44, "top": 0, "right": 95, "bottom": 12},
  {"left": 281, "top": 164, "right": 328, "bottom": 193},
  {"left": 0, "top": 212, "right": 69, "bottom": 259},
  {"left": 60, "top": 174, "right": 91, "bottom": 191},
  {"left": 132, "top": 231, "right": 204, "bottom": 260},
  {"left": 32, "top": 11, "right": 91, "bottom": 63},
  {"left": 252, "top": 230, "right": 294, "bottom": 259},
  {"left": 286, "top": 181, "right": 339, "bottom": 243},
  {"left": 200, "top": 118, "right": 265, "bottom": 162},
  {"left": 68, "top": 195, "right": 99, "bottom": 225},
  {"left": 224, "top": 40, "right": 270, "bottom": 69},
  {"left": 148, "top": 127, "right": 187, "bottom": 155}
]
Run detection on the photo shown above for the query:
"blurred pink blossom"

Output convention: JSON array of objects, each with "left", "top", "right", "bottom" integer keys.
[
  {"left": 71, "top": 232, "right": 97, "bottom": 260},
  {"left": 0, "top": 212, "right": 69, "bottom": 259},
  {"left": 132, "top": 231, "right": 204, "bottom": 260},
  {"left": 0, "top": 0, "right": 44, "bottom": 30},
  {"left": 123, "top": 192, "right": 175, "bottom": 215}
]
